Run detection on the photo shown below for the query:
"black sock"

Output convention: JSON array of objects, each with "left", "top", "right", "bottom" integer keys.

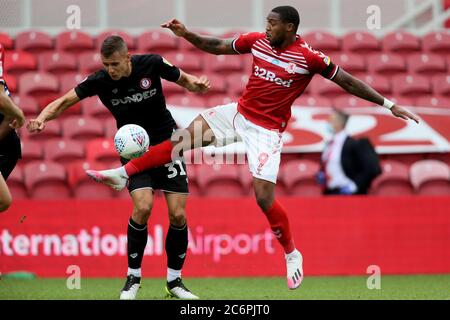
[
  {"left": 127, "top": 218, "right": 148, "bottom": 269},
  {"left": 165, "top": 223, "right": 188, "bottom": 271}
]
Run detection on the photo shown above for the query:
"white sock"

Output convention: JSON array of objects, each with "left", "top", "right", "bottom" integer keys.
[
  {"left": 127, "top": 267, "right": 141, "bottom": 277},
  {"left": 285, "top": 248, "right": 299, "bottom": 258},
  {"left": 167, "top": 268, "right": 182, "bottom": 282},
  {"left": 118, "top": 166, "right": 129, "bottom": 178}
]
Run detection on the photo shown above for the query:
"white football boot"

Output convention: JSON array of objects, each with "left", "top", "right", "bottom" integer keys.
[
  {"left": 86, "top": 167, "right": 128, "bottom": 191},
  {"left": 165, "top": 277, "right": 199, "bottom": 300},
  {"left": 285, "top": 249, "right": 304, "bottom": 290},
  {"left": 120, "top": 275, "right": 141, "bottom": 300}
]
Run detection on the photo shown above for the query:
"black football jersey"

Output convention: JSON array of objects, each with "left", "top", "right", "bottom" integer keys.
[
  {"left": 0, "top": 79, "right": 20, "bottom": 154},
  {"left": 75, "top": 54, "right": 181, "bottom": 145}
]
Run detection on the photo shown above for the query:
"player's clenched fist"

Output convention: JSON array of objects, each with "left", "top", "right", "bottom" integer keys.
[
  {"left": 194, "top": 75, "right": 210, "bottom": 93},
  {"left": 27, "top": 119, "right": 45, "bottom": 133},
  {"left": 160, "top": 19, "right": 187, "bottom": 37}
]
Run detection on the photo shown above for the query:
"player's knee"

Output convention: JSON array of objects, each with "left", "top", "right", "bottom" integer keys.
[
  {"left": 169, "top": 208, "right": 186, "bottom": 227},
  {"left": 132, "top": 200, "right": 152, "bottom": 222}
]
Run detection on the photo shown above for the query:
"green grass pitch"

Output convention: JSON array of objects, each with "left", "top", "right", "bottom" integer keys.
[{"left": 1, "top": 275, "right": 449, "bottom": 300}]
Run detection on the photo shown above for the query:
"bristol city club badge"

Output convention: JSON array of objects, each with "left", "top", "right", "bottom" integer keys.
[
  {"left": 285, "top": 62, "right": 296, "bottom": 74},
  {"left": 140, "top": 78, "right": 151, "bottom": 89}
]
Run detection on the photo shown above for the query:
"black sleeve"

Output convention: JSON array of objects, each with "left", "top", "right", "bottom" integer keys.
[
  {"left": 74, "top": 72, "right": 102, "bottom": 100},
  {"left": 157, "top": 55, "right": 181, "bottom": 82}
]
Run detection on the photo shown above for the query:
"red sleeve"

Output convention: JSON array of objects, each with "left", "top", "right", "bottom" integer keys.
[
  {"left": 303, "top": 42, "right": 339, "bottom": 80},
  {"left": 232, "top": 32, "right": 265, "bottom": 54}
]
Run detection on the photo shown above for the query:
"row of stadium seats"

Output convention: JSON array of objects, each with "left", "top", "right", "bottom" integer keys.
[
  {"left": 3, "top": 50, "right": 450, "bottom": 78},
  {"left": 1, "top": 30, "right": 449, "bottom": 55},
  {"left": 5, "top": 71, "right": 450, "bottom": 111},
  {"left": 8, "top": 158, "right": 450, "bottom": 199}
]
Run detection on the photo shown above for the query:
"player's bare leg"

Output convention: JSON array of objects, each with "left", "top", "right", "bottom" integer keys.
[
  {"left": 253, "top": 178, "right": 303, "bottom": 289},
  {"left": 164, "top": 192, "right": 199, "bottom": 299},
  {"left": 120, "top": 189, "right": 153, "bottom": 300},
  {"left": 86, "top": 115, "right": 214, "bottom": 189},
  {"left": 0, "top": 174, "right": 12, "bottom": 212}
]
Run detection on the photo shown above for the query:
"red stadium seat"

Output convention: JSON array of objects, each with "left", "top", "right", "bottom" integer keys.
[
  {"left": 20, "top": 140, "right": 44, "bottom": 165},
  {"left": 7, "top": 166, "right": 27, "bottom": 199},
  {"left": 385, "top": 96, "right": 415, "bottom": 107},
  {"left": 4, "top": 51, "right": 37, "bottom": 75},
  {"left": 203, "top": 73, "right": 228, "bottom": 95},
  {"left": 205, "top": 54, "right": 243, "bottom": 74},
  {"left": 279, "top": 160, "right": 321, "bottom": 197},
  {"left": 39, "top": 52, "right": 78, "bottom": 76},
  {"left": 227, "top": 73, "right": 250, "bottom": 96},
  {"left": 164, "top": 52, "right": 203, "bottom": 72},
  {"left": 56, "top": 31, "right": 95, "bottom": 54},
  {"left": 219, "top": 30, "right": 247, "bottom": 39},
  {"left": 416, "top": 96, "right": 450, "bottom": 108},
  {"left": 358, "top": 74, "right": 391, "bottom": 95},
  {"left": 166, "top": 95, "right": 207, "bottom": 108},
  {"left": 342, "top": 31, "right": 380, "bottom": 53},
  {"left": 196, "top": 164, "right": 248, "bottom": 197},
  {"left": 24, "top": 161, "right": 71, "bottom": 199},
  {"left": 43, "top": 139, "right": 85, "bottom": 165},
  {"left": 78, "top": 51, "right": 103, "bottom": 74},
  {"left": 367, "top": 53, "right": 406, "bottom": 76},
  {"left": 18, "top": 72, "right": 59, "bottom": 108},
  {"left": 161, "top": 79, "right": 185, "bottom": 96},
  {"left": 382, "top": 31, "right": 421, "bottom": 54},
  {"left": 15, "top": 31, "right": 53, "bottom": 54},
  {"left": 67, "top": 161, "right": 115, "bottom": 199},
  {"left": 303, "top": 31, "right": 341, "bottom": 52},
  {"left": 12, "top": 95, "right": 39, "bottom": 116},
  {"left": 407, "top": 53, "right": 447, "bottom": 76},
  {"left": 294, "top": 95, "right": 332, "bottom": 107},
  {"left": 3, "top": 74, "right": 17, "bottom": 93},
  {"left": 86, "top": 138, "right": 118, "bottom": 164},
  {"left": 333, "top": 96, "right": 376, "bottom": 108},
  {"left": 310, "top": 77, "right": 345, "bottom": 98},
  {"left": 81, "top": 96, "right": 112, "bottom": 119},
  {"left": 330, "top": 53, "right": 366, "bottom": 74},
  {"left": 371, "top": 160, "right": 413, "bottom": 195},
  {"left": 409, "top": 160, "right": 450, "bottom": 195},
  {"left": 432, "top": 75, "right": 450, "bottom": 96},
  {"left": 104, "top": 117, "right": 117, "bottom": 138},
  {"left": 137, "top": 30, "right": 178, "bottom": 54},
  {"left": 0, "top": 32, "right": 14, "bottom": 49},
  {"left": 59, "top": 72, "right": 87, "bottom": 93},
  {"left": 61, "top": 117, "right": 105, "bottom": 142},
  {"left": 392, "top": 74, "right": 432, "bottom": 98},
  {"left": 19, "top": 119, "right": 62, "bottom": 141},
  {"left": 422, "top": 32, "right": 450, "bottom": 55},
  {"left": 97, "top": 30, "right": 136, "bottom": 50}
]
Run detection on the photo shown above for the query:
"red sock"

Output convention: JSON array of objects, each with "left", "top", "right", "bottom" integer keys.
[
  {"left": 263, "top": 200, "right": 295, "bottom": 254},
  {"left": 125, "top": 140, "right": 174, "bottom": 176}
]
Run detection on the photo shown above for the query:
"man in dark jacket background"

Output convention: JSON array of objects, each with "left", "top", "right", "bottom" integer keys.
[{"left": 318, "top": 109, "right": 381, "bottom": 195}]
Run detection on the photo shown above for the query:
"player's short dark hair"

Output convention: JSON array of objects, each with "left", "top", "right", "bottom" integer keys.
[
  {"left": 333, "top": 108, "right": 350, "bottom": 128},
  {"left": 271, "top": 6, "right": 300, "bottom": 31},
  {"left": 101, "top": 35, "right": 128, "bottom": 57}
]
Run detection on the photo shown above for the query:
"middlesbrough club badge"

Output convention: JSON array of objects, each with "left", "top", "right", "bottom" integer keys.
[
  {"left": 285, "top": 62, "right": 296, "bottom": 74},
  {"left": 140, "top": 78, "right": 151, "bottom": 89}
]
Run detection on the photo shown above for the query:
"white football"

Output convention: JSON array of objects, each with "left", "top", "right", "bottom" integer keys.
[{"left": 114, "top": 124, "right": 150, "bottom": 160}]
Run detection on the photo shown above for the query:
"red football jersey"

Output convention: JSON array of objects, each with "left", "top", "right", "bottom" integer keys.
[{"left": 232, "top": 32, "right": 339, "bottom": 131}]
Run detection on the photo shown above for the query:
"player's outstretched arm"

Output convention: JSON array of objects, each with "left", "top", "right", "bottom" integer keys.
[
  {"left": 27, "top": 89, "right": 80, "bottom": 133},
  {"left": 161, "top": 19, "right": 237, "bottom": 55},
  {"left": 0, "top": 87, "right": 25, "bottom": 130},
  {"left": 176, "top": 71, "right": 210, "bottom": 93},
  {"left": 331, "top": 68, "right": 419, "bottom": 123}
]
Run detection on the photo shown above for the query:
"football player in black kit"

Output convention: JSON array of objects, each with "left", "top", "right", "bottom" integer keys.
[
  {"left": 27, "top": 36, "right": 210, "bottom": 300},
  {"left": 0, "top": 44, "right": 25, "bottom": 213}
]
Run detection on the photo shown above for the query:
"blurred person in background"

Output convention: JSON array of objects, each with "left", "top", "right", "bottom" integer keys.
[{"left": 317, "top": 109, "right": 381, "bottom": 195}]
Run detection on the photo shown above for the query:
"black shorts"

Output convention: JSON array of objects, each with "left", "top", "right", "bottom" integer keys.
[
  {"left": 0, "top": 132, "right": 21, "bottom": 180},
  {"left": 121, "top": 158, "right": 189, "bottom": 194}
]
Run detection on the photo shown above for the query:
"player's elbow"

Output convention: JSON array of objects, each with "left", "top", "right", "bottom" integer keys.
[{"left": 0, "top": 194, "right": 12, "bottom": 212}]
